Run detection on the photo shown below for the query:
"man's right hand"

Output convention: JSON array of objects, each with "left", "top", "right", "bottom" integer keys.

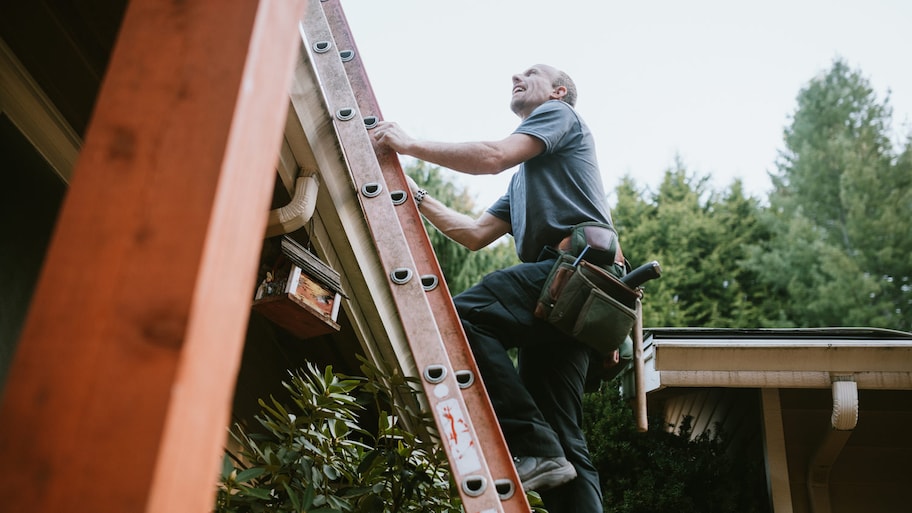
[{"left": 372, "top": 121, "right": 413, "bottom": 155}]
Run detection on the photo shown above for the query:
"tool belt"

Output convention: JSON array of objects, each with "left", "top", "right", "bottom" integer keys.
[
  {"left": 557, "top": 221, "right": 626, "bottom": 268},
  {"left": 534, "top": 223, "right": 638, "bottom": 356}
]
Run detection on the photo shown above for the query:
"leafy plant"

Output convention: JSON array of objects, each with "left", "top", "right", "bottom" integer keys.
[
  {"left": 215, "top": 359, "right": 461, "bottom": 513},
  {"left": 583, "top": 383, "right": 768, "bottom": 513}
]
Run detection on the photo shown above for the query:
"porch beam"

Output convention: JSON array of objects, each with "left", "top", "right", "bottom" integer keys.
[{"left": 0, "top": 1, "right": 306, "bottom": 512}]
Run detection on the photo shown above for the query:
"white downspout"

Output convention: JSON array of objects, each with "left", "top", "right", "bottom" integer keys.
[
  {"left": 806, "top": 375, "right": 858, "bottom": 513},
  {"left": 265, "top": 171, "right": 319, "bottom": 238}
]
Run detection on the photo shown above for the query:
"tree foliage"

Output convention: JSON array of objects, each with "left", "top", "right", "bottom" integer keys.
[
  {"left": 405, "top": 160, "right": 519, "bottom": 294},
  {"left": 583, "top": 385, "right": 768, "bottom": 513},
  {"left": 612, "top": 161, "right": 770, "bottom": 328},
  {"left": 747, "top": 58, "right": 912, "bottom": 330},
  {"left": 609, "top": 58, "right": 911, "bottom": 331}
]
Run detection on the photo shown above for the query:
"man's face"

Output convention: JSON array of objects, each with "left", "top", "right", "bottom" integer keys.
[{"left": 510, "top": 64, "right": 560, "bottom": 118}]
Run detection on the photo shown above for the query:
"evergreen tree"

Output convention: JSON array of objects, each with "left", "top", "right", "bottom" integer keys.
[
  {"left": 751, "top": 58, "right": 912, "bottom": 330},
  {"left": 612, "top": 161, "right": 768, "bottom": 328}
]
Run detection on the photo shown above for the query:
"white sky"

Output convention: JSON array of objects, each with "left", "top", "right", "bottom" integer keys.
[{"left": 340, "top": 0, "right": 912, "bottom": 209}]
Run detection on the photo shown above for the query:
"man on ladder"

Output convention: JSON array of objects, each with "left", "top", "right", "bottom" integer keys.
[{"left": 373, "top": 63, "right": 620, "bottom": 513}]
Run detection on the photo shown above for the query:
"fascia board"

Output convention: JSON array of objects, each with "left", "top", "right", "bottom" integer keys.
[{"left": 653, "top": 339, "right": 912, "bottom": 373}]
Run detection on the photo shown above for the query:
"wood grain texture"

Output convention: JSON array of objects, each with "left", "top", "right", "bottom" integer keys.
[{"left": 0, "top": 1, "right": 306, "bottom": 511}]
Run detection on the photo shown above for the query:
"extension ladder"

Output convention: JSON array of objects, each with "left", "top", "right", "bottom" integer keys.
[{"left": 300, "top": 1, "right": 530, "bottom": 511}]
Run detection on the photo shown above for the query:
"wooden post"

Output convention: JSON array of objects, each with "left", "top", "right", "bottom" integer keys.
[
  {"left": 634, "top": 298, "right": 648, "bottom": 432},
  {"left": 0, "top": 0, "right": 306, "bottom": 512}
]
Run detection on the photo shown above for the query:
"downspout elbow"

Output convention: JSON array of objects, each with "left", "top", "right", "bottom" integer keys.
[
  {"left": 830, "top": 376, "right": 858, "bottom": 431},
  {"left": 265, "top": 171, "right": 319, "bottom": 238},
  {"left": 807, "top": 375, "right": 858, "bottom": 513}
]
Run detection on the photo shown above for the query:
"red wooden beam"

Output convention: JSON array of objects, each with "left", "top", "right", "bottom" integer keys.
[{"left": 0, "top": 1, "right": 306, "bottom": 511}]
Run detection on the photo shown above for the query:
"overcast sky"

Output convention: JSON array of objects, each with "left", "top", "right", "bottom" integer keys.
[{"left": 339, "top": 0, "right": 911, "bottom": 209}]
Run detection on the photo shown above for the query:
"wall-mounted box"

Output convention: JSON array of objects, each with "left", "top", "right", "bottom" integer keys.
[{"left": 252, "top": 236, "right": 344, "bottom": 338}]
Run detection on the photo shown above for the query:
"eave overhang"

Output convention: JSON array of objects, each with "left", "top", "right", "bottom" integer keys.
[
  {"left": 633, "top": 328, "right": 912, "bottom": 392},
  {"left": 283, "top": 24, "right": 416, "bottom": 378}
]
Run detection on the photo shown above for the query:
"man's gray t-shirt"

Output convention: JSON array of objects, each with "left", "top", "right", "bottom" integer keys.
[{"left": 487, "top": 100, "right": 613, "bottom": 263}]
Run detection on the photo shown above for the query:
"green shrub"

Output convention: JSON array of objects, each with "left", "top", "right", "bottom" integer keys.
[
  {"left": 215, "top": 360, "right": 461, "bottom": 513},
  {"left": 583, "top": 383, "right": 768, "bottom": 513}
]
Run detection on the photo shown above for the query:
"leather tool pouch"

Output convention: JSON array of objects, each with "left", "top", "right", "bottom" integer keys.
[
  {"left": 562, "top": 222, "right": 619, "bottom": 267},
  {"left": 534, "top": 253, "right": 638, "bottom": 356}
]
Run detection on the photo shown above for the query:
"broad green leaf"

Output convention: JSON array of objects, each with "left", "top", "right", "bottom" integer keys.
[{"left": 236, "top": 466, "right": 265, "bottom": 484}]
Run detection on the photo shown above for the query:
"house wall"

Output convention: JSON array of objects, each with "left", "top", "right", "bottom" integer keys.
[{"left": 659, "top": 387, "right": 762, "bottom": 446}]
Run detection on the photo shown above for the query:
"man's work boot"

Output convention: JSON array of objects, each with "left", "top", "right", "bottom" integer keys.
[{"left": 513, "top": 456, "right": 578, "bottom": 491}]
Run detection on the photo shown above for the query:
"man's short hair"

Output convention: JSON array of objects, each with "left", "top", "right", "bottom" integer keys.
[{"left": 553, "top": 70, "right": 577, "bottom": 107}]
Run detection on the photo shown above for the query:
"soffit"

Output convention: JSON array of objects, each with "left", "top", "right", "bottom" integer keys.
[{"left": 0, "top": 0, "right": 127, "bottom": 137}]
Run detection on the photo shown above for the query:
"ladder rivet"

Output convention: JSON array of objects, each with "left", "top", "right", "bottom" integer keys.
[
  {"left": 462, "top": 476, "right": 487, "bottom": 497},
  {"left": 339, "top": 49, "right": 355, "bottom": 62},
  {"left": 423, "top": 365, "right": 447, "bottom": 384},
  {"left": 494, "top": 479, "right": 515, "bottom": 500},
  {"left": 390, "top": 190, "right": 407, "bottom": 205},
  {"left": 420, "top": 274, "right": 439, "bottom": 291},
  {"left": 363, "top": 116, "right": 379, "bottom": 129},
  {"left": 313, "top": 40, "right": 332, "bottom": 53},
  {"left": 336, "top": 108, "right": 356, "bottom": 121},
  {"left": 361, "top": 182, "right": 383, "bottom": 198},
  {"left": 455, "top": 369, "right": 474, "bottom": 388},
  {"left": 390, "top": 267, "right": 413, "bottom": 285}
]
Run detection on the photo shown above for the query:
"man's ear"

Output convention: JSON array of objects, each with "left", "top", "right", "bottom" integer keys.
[{"left": 550, "top": 85, "right": 568, "bottom": 100}]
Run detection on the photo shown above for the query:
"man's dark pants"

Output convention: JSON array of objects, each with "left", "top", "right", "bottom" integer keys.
[{"left": 453, "top": 257, "right": 603, "bottom": 513}]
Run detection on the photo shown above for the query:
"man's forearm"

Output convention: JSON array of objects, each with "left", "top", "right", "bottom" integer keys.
[
  {"left": 417, "top": 194, "right": 508, "bottom": 251},
  {"left": 372, "top": 121, "right": 543, "bottom": 176},
  {"left": 418, "top": 194, "right": 487, "bottom": 249},
  {"left": 401, "top": 140, "right": 508, "bottom": 176}
]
